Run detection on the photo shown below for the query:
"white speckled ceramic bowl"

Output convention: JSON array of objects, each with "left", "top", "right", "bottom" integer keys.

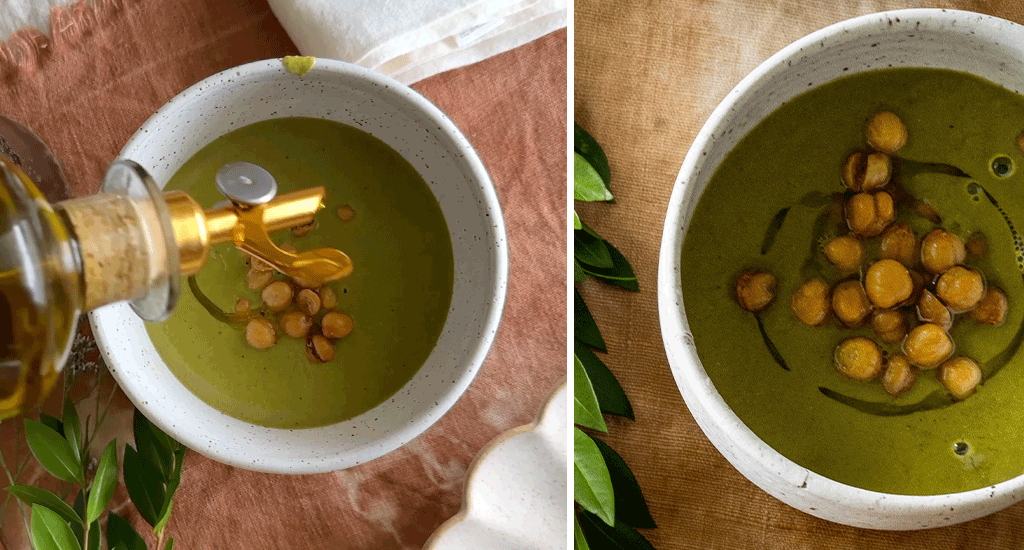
[
  {"left": 90, "top": 58, "right": 507, "bottom": 474},
  {"left": 659, "top": 9, "right": 1024, "bottom": 529}
]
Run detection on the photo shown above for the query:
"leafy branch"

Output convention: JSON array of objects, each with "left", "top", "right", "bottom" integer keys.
[{"left": 573, "top": 123, "right": 656, "bottom": 549}]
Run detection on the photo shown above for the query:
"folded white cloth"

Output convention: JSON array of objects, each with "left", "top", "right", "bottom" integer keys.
[{"left": 267, "top": 0, "right": 566, "bottom": 84}]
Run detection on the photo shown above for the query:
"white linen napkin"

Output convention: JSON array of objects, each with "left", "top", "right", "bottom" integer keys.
[{"left": 266, "top": 0, "right": 566, "bottom": 84}]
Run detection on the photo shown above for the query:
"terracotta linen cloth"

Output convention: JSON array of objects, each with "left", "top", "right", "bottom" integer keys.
[
  {"left": 0, "top": 1, "right": 566, "bottom": 549},
  {"left": 575, "top": 1, "right": 1024, "bottom": 548}
]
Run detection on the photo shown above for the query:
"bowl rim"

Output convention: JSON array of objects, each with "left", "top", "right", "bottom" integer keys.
[
  {"left": 658, "top": 7, "right": 1024, "bottom": 525},
  {"left": 91, "top": 57, "right": 508, "bottom": 473}
]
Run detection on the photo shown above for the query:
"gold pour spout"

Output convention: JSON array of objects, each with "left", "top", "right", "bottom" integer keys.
[{"left": 161, "top": 162, "right": 352, "bottom": 287}]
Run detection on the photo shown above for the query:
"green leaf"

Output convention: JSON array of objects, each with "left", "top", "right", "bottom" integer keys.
[
  {"left": 123, "top": 445, "right": 165, "bottom": 527},
  {"left": 574, "top": 342, "right": 633, "bottom": 419},
  {"left": 72, "top": 518, "right": 100, "bottom": 550},
  {"left": 573, "top": 210, "right": 582, "bottom": 230},
  {"left": 134, "top": 409, "right": 173, "bottom": 478},
  {"left": 574, "top": 123, "right": 611, "bottom": 187},
  {"left": 154, "top": 495, "right": 175, "bottom": 535},
  {"left": 165, "top": 537, "right": 175, "bottom": 550},
  {"left": 574, "top": 514, "right": 591, "bottom": 550},
  {"left": 574, "top": 153, "right": 613, "bottom": 202},
  {"left": 590, "top": 435, "right": 656, "bottom": 528},
  {"left": 573, "top": 428, "right": 614, "bottom": 525},
  {"left": 86, "top": 440, "right": 118, "bottom": 524},
  {"left": 62, "top": 397, "right": 82, "bottom": 466},
  {"left": 580, "top": 241, "right": 639, "bottom": 291},
  {"left": 577, "top": 510, "right": 656, "bottom": 550},
  {"left": 574, "top": 289, "right": 606, "bottom": 352},
  {"left": 39, "top": 413, "right": 64, "bottom": 438},
  {"left": 71, "top": 491, "right": 85, "bottom": 546},
  {"left": 31, "top": 504, "right": 81, "bottom": 550},
  {"left": 5, "top": 486, "right": 81, "bottom": 524},
  {"left": 574, "top": 356, "right": 607, "bottom": 432},
  {"left": 574, "top": 259, "right": 586, "bottom": 283},
  {"left": 578, "top": 218, "right": 602, "bottom": 240},
  {"left": 24, "top": 419, "right": 83, "bottom": 484},
  {"left": 155, "top": 443, "right": 187, "bottom": 534},
  {"left": 107, "top": 512, "right": 148, "bottom": 550},
  {"left": 574, "top": 230, "right": 614, "bottom": 269}
]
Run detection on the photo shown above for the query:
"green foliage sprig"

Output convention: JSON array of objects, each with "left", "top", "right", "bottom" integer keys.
[{"left": 573, "top": 123, "right": 656, "bottom": 549}]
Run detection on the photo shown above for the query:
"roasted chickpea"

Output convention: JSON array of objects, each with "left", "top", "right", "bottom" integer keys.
[
  {"left": 865, "top": 259, "right": 913, "bottom": 309},
  {"left": 846, "top": 191, "right": 895, "bottom": 237},
  {"left": 291, "top": 221, "right": 315, "bottom": 238},
  {"left": 935, "top": 266, "right": 985, "bottom": 312},
  {"left": 905, "top": 269, "right": 925, "bottom": 306},
  {"left": 832, "top": 280, "right": 871, "bottom": 327},
  {"left": 965, "top": 232, "right": 987, "bottom": 259},
  {"left": 1018, "top": 130, "right": 1024, "bottom": 155},
  {"left": 279, "top": 311, "right": 313, "bottom": 338},
  {"left": 824, "top": 236, "right": 863, "bottom": 274},
  {"left": 337, "top": 204, "right": 356, "bottom": 221},
  {"left": 234, "top": 297, "right": 251, "bottom": 314},
  {"left": 297, "top": 288, "right": 321, "bottom": 316},
  {"left": 290, "top": 275, "right": 319, "bottom": 289},
  {"left": 320, "top": 286, "right": 338, "bottom": 310},
  {"left": 871, "top": 309, "right": 908, "bottom": 345},
  {"left": 261, "top": 280, "right": 294, "bottom": 311},
  {"left": 879, "top": 223, "right": 917, "bottom": 268},
  {"left": 248, "top": 254, "right": 273, "bottom": 273},
  {"left": 246, "top": 267, "right": 273, "bottom": 291},
  {"left": 790, "top": 279, "right": 830, "bottom": 326},
  {"left": 920, "top": 229, "right": 965, "bottom": 275},
  {"left": 842, "top": 151, "right": 892, "bottom": 192},
  {"left": 939, "top": 356, "right": 982, "bottom": 400},
  {"left": 969, "top": 287, "right": 1008, "bottom": 326},
  {"left": 903, "top": 323, "right": 954, "bottom": 369},
  {"left": 734, "top": 270, "right": 776, "bottom": 312},
  {"left": 833, "top": 337, "right": 883, "bottom": 381},
  {"left": 322, "top": 311, "right": 354, "bottom": 339},
  {"left": 882, "top": 354, "right": 917, "bottom": 397},
  {"left": 306, "top": 334, "right": 336, "bottom": 363},
  {"left": 245, "top": 317, "right": 277, "bottom": 349},
  {"left": 865, "top": 111, "right": 908, "bottom": 154},
  {"left": 279, "top": 241, "right": 298, "bottom": 253},
  {"left": 915, "top": 201, "right": 941, "bottom": 224},
  {"left": 917, "top": 289, "right": 953, "bottom": 331}
]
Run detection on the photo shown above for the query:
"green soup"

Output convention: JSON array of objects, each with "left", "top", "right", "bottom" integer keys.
[
  {"left": 147, "top": 117, "right": 454, "bottom": 429},
  {"left": 680, "top": 68, "right": 1024, "bottom": 495}
]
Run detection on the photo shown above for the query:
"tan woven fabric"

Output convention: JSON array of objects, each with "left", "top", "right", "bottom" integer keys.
[
  {"left": 0, "top": 0, "right": 566, "bottom": 548},
  {"left": 575, "top": 1, "right": 1024, "bottom": 547}
]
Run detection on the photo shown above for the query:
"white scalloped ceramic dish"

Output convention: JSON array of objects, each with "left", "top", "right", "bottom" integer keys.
[
  {"left": 659, "top": 9, "right": 1024, "bottom": 529},
  {"left": 90, "top": 58, "right": 508, "bottom": 474},
  {"left": 424, "top": 381, "right": 567, "bottom": 550}
]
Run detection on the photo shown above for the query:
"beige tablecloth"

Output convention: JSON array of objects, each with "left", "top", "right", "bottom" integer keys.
[{"left": 575, "top": 0, "right": 1024, "bottom": 547}]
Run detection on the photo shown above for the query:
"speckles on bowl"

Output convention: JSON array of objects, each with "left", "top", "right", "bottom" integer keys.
[{"left": 91, "top": 58, "right": 507, "bottom": 474}]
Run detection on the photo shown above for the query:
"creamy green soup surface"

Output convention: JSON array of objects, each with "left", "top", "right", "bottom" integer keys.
[
  {"left": 147, "top": 117, "right": 454, "bottom": 429},
  {"left": 680, "top": 68, "right": 1024, "bottom": 495}
]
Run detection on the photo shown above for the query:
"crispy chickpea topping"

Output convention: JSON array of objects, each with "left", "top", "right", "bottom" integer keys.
[
  {"left": 790, "top": 279, "right": 830, "bottom": 326},
  {"left": 915, "top": 201, "right": 942, "bottom": 224},
  {"left": 843, "top": 150, "right": 892, "bottom": 192},
  {"left": 939, "top": 357, "right": 982, "bottom": 400},
  {"left": 846, "top": 191, "right": 895, "bottom": 238},
  {"left": 865, "top": 259, "right": 913, "bottom": 309},
  {"left": 297, "top": 288, "right": 321, "bottom": 316},
  {"left": 279, "top": 311, "right": 313, "bottom": 339},
  {"left": 905, "top": 269, "right": 925, "bottom": 306},
  {"left": 903, "top": 323, "right": 954, "bottom": 369},
  {"left": 935, "top": 266, "right": 985, "bottom": 313},
  {"left": 246, "top": 267, "right": 273, "bottom": 291},
  {"left": 834, "top": 337, "right": 883, "bottom": 381},
  {"left": 245, "top": 317, "right": 277, "bottom": 349},
  {"left": 879, "top": 223, "right": 917, "bottom": 268},
  {"left": 320, "top": 286, "right": 338, "bottom": 310},
  {"left": 917, "top": 289, "right": 953, "bottom": 331},
  {"left": 969, "top": 287, "right": 1008, "bottom": 326},
  {"left": 734, "top": 270, "right": 776, "bottom": 312},
  {"left": 291, "top": 221, "right": 315, "bottom": 238},
  {"left": 871, "top": 309, "right": 908, "bottom": 345},
  {"left": 920, "top": 229, "right": 965, "bottom": 275},
  {"left": 882, "top": 354, "right": 917, "bottom": 397},
  {"left": 965, "top": 232, "right": 987, "bottom": 259},
  {"left": 261, "top": 280, "right": 294, "bottom": 311},
  {"left": 279, "top": 241, "right": 298, "bottom": 253},
  {"left": 1018, "top": 131, "right": 1024, "bottom": 156},
  {"left": 824, "top": 236, "right": 863, "bottom": 273},
  {"left": 865, "top": 111, "right": 908, "bottom": 154},
  {"left": 322, "top": 311, "right": 354, "bottom": 339},
  {"left": 337, "top": 204, "right": 356, "bottom": 221},
  {"left": 248, "top": 254, "right": 273, "bottom": 273},
  {"left": 306, "top": 334, "right": 336, "bottom": 363},
  {"left": 234, "top": 297, "right": 251, "bottom": 314},
  {"left": 832, "top": 280, "right": 871, "bottom": 328}
]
